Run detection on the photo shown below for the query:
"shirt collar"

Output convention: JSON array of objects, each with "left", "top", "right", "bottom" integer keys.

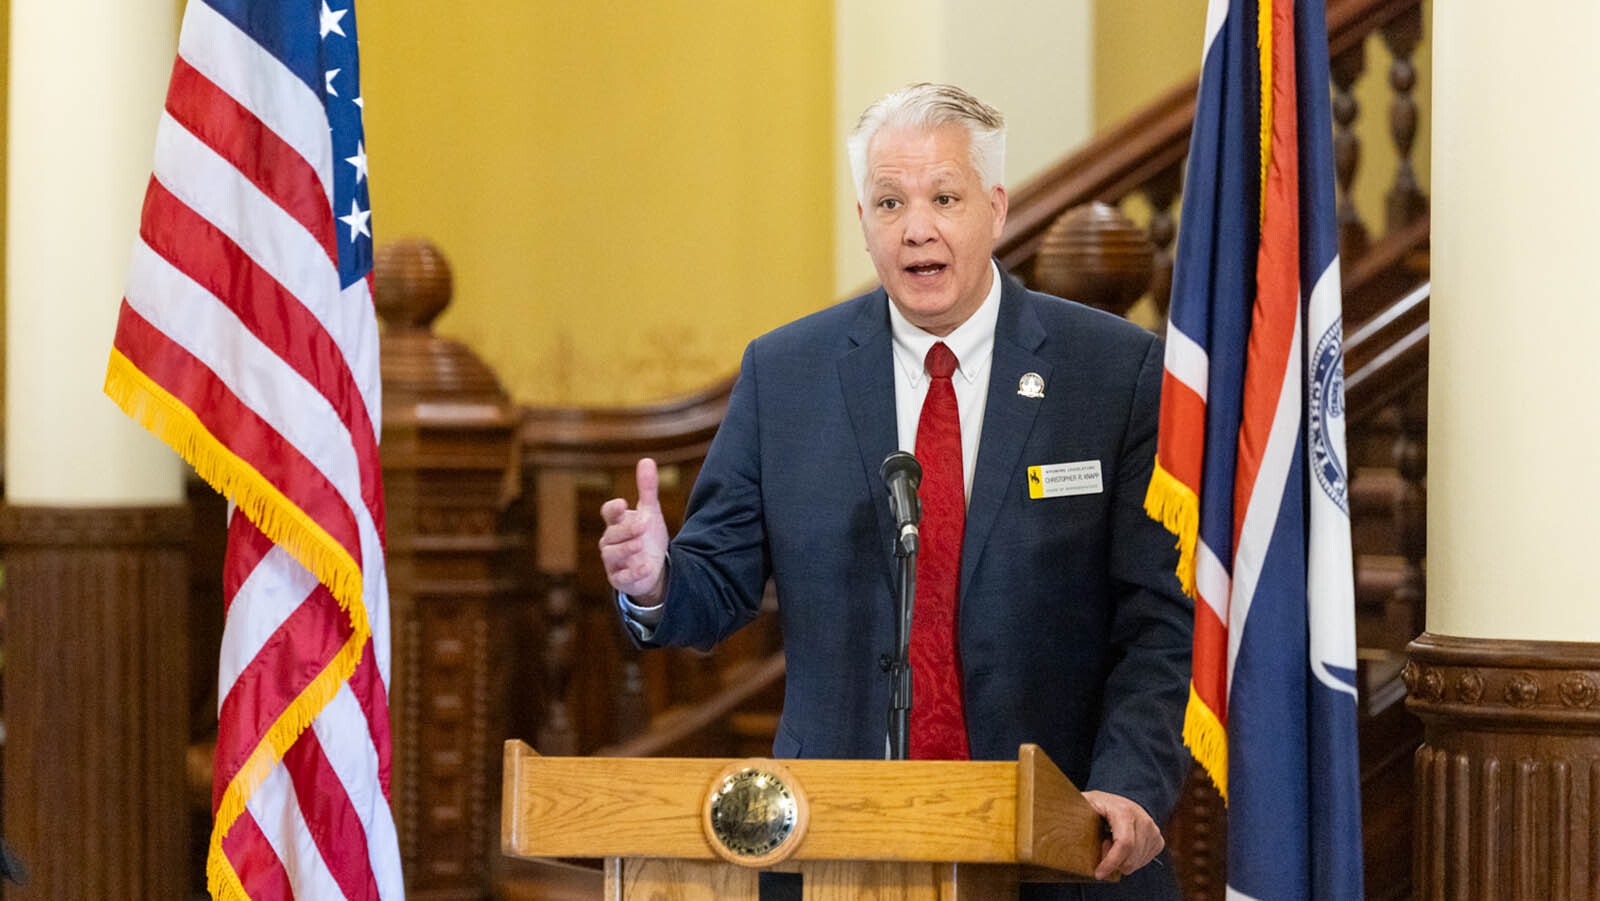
[{"left": 888, "top": 259, "right": 1002, "bottom": 387}]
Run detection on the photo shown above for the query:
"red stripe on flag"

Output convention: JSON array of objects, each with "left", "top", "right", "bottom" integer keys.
[
  {"left": 112, "top": 302, "right": 364, "bottom": 565},
  {"left": 223, "top": 508, "right": 278, "bottom": 616},
  {"left": 1232, "top": 48, "right": 1302, "bottom": 552},
  {"left": 213, "top": 579, "right": 352, "bottom": 814},
  {"left": 1155, "top": 373, "right": 1207, "bottom": 490},
  {"left": 349, "top": 639, "right": 394, "bottom": 799},
  {"left": 221, "top": 808, "right": 297, "bottom": 901},
  {"left": 138, "top": 179, "right": 386, "bottom": 529},
  {"left": 1191, "top": 600, "right": 1229, "bottom": 722},
  {"left": 164, "top": 56, "right": 338, "bottom": 265},
  {"left": 284, "top": 731, "right": 383, "bottom": 901},
  {"left": 1261, "top": 0, "right": 1302, "bottom": 272}
]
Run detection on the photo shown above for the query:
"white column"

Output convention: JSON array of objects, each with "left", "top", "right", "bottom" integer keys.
[
  {"left": 832, "top": 1, "right": 1093, "bottom": 296},
  {"left": 6, "top": 0, "right": 181, "bottom": 504},
  {"left": 1428, "top": 1, "right": 1600, "bottom": 640}
]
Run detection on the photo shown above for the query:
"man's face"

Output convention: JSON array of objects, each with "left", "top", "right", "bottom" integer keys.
[{"left": 858, "top": 123, "right": 1008, "bottom": 336}]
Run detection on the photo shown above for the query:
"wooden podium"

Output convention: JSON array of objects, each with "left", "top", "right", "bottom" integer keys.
[{"left": 502, "top": 739, "right": 1107, "bottom": 900}]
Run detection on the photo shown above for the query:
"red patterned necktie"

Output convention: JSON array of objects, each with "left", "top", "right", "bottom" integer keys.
[{"left": 910, "top": 341, "right": 969, "bottom": 760}]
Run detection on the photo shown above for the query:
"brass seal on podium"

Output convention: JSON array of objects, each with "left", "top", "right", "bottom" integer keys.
[{"left": 702, "top": 760, "right": 809, "bottom": 867}]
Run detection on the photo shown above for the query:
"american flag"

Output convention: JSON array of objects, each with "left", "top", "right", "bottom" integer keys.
[
  {"left": 103, "top": 0, "right": 404, "bottom": 898},
  {"left": 1145, "top": 0, "right": 1364, "bottom": 896}
]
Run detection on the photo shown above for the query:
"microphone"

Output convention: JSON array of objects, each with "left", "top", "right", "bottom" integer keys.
[
  {"left": 880, "top": 451, "right": 922, "bottom": 556},
  {"left": 880, "top": 450, "right": 921, "bottom": 760}
]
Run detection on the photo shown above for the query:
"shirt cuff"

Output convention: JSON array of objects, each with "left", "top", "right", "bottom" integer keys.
[{"left": 616, "top": 592, "right": 664, "bottom": 641}]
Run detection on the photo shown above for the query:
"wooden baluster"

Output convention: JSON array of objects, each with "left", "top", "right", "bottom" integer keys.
[
  {"left": 616, "top": 654, "right": 649, "bottom": 743},
  {"left": 1391, "top": 384, "right": 1427, "bottom": 643},
  {"left": 534, "top": 471, "right": 582, "bottom": 755},
  {"left": 1331, "top": 37, "right": 1370, "bottom": 261},
  {"left": 1166, "top": 766, "right": 1227, "bottom": 901},
  {"left": 1142, "top": 166, "right": 1181, "bottom": 325},
  {"left": 1382, "top": 5, "right": 1428, "bottom": 233}
]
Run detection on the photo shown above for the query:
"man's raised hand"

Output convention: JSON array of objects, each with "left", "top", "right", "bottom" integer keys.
[{"left": 599, "top": 458, "right": 670, "bottom": 605}]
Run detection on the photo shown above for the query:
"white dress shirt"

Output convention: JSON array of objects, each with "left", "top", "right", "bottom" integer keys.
[{"left": 886, "top": 259, "right": 1002, "bottom": 501}]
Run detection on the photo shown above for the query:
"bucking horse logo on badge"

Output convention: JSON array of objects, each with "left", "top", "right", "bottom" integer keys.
[{"left": 1309, "top": 318, "right": 1349, "bottom": 514}]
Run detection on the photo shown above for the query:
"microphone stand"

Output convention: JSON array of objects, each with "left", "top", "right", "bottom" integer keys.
[{"left": 887, "top": 529, "right": 916, "bottom": 760}]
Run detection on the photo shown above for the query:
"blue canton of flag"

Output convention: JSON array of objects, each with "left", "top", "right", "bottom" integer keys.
[{"left": 207, "top": 0, "right": 373, "bottom": 287}]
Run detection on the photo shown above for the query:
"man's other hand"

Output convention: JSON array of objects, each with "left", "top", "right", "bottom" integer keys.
[
  {"left": 599, "top": 458, "right": 670, "bottom": 605},
  {"left": 1082, "top": 790, "right": 1165, "bottom": 881}
]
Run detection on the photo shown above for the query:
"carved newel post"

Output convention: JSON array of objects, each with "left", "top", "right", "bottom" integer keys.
[
  {"left": 375, "top": 238, "right": 525, "bottom": 899},
  {"left": 1032, "top": 201, "right": 1156, "bottom": 321}
]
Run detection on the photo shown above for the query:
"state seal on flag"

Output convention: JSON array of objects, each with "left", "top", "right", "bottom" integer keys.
[{"left": 1309, "top": 320, "right": 1349, "bottom": 513}]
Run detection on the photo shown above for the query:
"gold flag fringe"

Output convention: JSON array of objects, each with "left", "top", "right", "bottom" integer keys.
[
  {"left": 1143, "top": 458, "right": 1199, "bottom": 598},
  {"left": 1183, "top": 684, "right": 1229, "bottom": 802},
  {"left": 104, "top": 350, "right": 366, "bottom": 611},
  {"left": 1257, "top": 0, "right": 1274, "bottom": 221},
  {"left": 104, "top": 350, "right": 376, "bottom": 898},
  {"left": 205, "top": 629, "right": 368, "bottom": 900}
]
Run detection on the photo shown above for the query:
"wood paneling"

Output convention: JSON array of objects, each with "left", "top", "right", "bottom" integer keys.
[{"left": 0, "top": 504, "right": 190, "bottom": 900}]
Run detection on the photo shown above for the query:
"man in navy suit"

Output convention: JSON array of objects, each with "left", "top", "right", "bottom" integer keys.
[{"left": 600, "top": 83, "right": 1191, "bottom": 898}]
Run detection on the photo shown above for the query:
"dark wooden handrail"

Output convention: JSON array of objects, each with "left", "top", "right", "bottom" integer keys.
[{"left": 519, "top": 375, "right": 734, "bottom": 468}]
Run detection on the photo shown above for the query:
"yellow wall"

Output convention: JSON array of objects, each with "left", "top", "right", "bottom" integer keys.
[
  {"left": 358, "top": 2, "right": 834, "bottom": 408},
  {"left": 1092, "top": 0, "right": 1207, "bottom": 130}
]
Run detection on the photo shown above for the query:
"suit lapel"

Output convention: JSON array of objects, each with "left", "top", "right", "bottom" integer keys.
[
  {"left": 961, "top": 273, "right": 1050, "bottom": 593},
  {"left": 838, "top": 292, "right": 900, "bottom": 578}
]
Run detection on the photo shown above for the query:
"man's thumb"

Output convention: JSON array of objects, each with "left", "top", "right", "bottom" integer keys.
[{"left": 635, "top": 457, "right": 662, "bottom": 513}]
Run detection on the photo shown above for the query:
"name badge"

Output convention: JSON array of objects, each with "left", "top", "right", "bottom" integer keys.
[{"left": 1027, "top": 460, "right": 1103, "bottom": 499}]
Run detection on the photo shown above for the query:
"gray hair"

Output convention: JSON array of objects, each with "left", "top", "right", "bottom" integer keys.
[{"left": 846, "top": 83, "right": 1007, "bottom": 203}]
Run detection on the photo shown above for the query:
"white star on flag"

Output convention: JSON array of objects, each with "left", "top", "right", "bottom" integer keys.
[
  {"left": 325, "top": 69, "right": 340, "bottom": 96},
  {"left": 320, "top": 2, "right": 348, "bottom": 38},
  {"left": 339, "top": 199, "right": 371, "bottom": 240},
  {"left": 346, "top": 142, "right": 369, "bottom": 183}
]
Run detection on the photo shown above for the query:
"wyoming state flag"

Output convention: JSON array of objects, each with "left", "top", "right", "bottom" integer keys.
[{"left": 1144, "top": 0, "right": 1365, "bottom": 897}]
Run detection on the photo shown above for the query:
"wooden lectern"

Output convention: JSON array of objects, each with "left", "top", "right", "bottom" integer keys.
[{"left": 502, "top": 739, "right": 1108, "bottom": 900}]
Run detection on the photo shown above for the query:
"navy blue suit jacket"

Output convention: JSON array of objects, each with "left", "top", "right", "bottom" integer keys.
[{"left": 642, "top": 270, "right": 1192, "bottom": 899}]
